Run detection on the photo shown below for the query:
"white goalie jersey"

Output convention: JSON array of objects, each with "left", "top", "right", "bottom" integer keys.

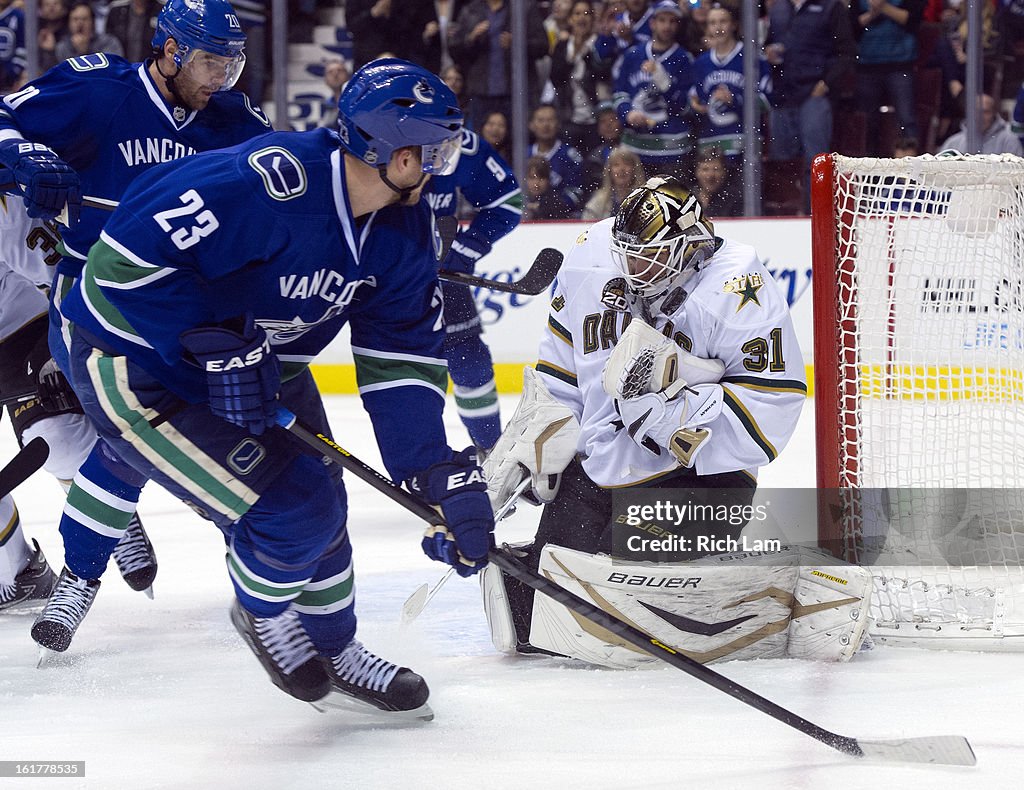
[{"left": 536, "top": 218, "right": 807, "bottom": 486}]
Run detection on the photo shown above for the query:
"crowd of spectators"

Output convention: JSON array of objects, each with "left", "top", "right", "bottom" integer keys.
[
  {"left": 4, "top": 0, "right": 1024, "bottom": 218},
  {"left": 338, "top": 0, "right": 1024, "bottom": 218}
]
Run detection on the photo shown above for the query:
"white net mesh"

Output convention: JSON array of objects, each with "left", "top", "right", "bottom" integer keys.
[{"left": 821, "top": 152, "right": 1024, "bottom": 647}]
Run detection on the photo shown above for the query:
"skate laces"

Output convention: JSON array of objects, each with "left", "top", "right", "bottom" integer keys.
[
  {"left": 112, "top": 518, "right": 154, "bottom": 574},
  {"left": 252, "top": 609, "right": 318, "bottom": 676},
  {"left": 43, "top": 573, "right": 97, "bottom": 631},
  {"left": 332, "top": 640, "right": 400, "bottom": 692}
]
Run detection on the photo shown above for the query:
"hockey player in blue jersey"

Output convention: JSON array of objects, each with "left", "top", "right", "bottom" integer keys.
[
  {"left": 0, "top": 0, "right": 270, "bottom": 620},
  {"left": 424, "top": 129, "right": 522, "bottom": 451},
  {"left": 57, "top": 58, "right": 494, "bottom": 715}
]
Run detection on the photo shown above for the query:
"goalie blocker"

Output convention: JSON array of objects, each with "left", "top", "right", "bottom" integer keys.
[{"left": 482, "top": 543, "right": 873, "bottom": 667}]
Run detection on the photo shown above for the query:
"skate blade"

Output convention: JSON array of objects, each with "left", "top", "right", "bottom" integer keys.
[
  {"left": 0, "top": 601, "right": 47, "bottom": 615},
  {"left": 309, "top": 690, "right": 434, "bottom": 722},
  {"left": 141, "top": 586, "right": 154, "bottom": 600},
  {"left": 36, "top": 646, "right": 57, "bottom": 668}
]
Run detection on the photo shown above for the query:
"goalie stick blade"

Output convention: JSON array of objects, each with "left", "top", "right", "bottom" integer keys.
[
  {"left": 400, "top": 583, "right": 430, "bottom": 626},
  {"left": 854, "top": 735, "right": 976, "bottom": 766},
  {"left": 439, "top": 248, "right": 564, "bottom": 295},
  {"left": 0, "top": 438, "right": 49, "bottom": 499}
]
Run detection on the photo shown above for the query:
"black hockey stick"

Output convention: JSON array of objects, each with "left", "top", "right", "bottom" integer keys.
[
  {"left": 439, "top": 247, "right": 562, "bottom": 295},
  {"left": 0, "top": 437, "right": 49, "bottom": 499},
  {"left": 274, "top": 407, "right": 976, "bottom": 766},
  {"left": 435, "top": 213, "right": 561, "bottom": 295}
]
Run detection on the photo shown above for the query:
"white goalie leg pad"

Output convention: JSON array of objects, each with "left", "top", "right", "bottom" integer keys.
[
  {"left": 482, "top": 366, "right": 580, "bottom": 509},
  {"left": 785, "top": 554, "right": 873, "bottom": 662},
  {"left": 528, "top": 544, "right": 872, "bottom": 667},
  {"left": 0, "top": 495, "right": 31, "bottom": 585},
  {"left": 602, "top": 318, "right": 725, "bottom": 400},
  {"left": 479, "top": 560, "right": 518, "bottom": 655},
  {"left": 529, "top": 545, "right": 659, "bottom": 668}
]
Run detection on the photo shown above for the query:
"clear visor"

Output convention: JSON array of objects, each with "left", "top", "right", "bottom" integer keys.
[
  {"left": 420, "top": 134, "right": 462, "bottom": 176},
  {"left": 181, "top": 47, "right": 246, "bottom": 91},
  {"left": 610, "top": 235, "right": 686, "bottom": 296}
]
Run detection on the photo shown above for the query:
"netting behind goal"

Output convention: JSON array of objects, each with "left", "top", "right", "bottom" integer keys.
[{"left": 811, "top": 152, "right": 1024, "bottom": 649}]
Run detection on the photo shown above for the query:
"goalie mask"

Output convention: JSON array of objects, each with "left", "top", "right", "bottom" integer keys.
[{"left": 610, "top": 176, "right": 717, "bottom": 298}]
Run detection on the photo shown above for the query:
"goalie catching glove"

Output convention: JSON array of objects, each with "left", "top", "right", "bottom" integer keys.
[
  {"left": 482, "top": 366, "right": 580, "bottom": 511},
  {"left": 408, "top": 448, "right": 495, "bottom": 577},
  {"left": 602, "top": 319, "right": 724, "bottom": 466}
]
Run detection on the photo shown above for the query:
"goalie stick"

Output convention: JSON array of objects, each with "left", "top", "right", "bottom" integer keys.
[
  {"left": 274, "top": 407, "right": 976, "bottom": 766},
  {"left": 0, "top": 437, "right": 49, "bottom": 499}
]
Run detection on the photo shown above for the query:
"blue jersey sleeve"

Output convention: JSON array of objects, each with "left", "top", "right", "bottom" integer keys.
[
  {"left": 455, "top": 133, "right": 522, "bottom": 246},
  {"left": 0, "top": 56, "right": 131, "bottom": 170}
]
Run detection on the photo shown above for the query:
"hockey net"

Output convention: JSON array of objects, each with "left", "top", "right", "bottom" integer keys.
[{"left": 811, "top": 152, "right": 1024, "bottom": 650}]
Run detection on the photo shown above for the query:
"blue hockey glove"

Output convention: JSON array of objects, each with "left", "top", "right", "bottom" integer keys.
[
  {"left": 408, "top": 448, "right": 495, "bottom": 577},
  {"left": 179, "top": 315, "right": 280, "bottom": 435},
  {"left": 441, "top": 233, "right": 491, "bottom": 275},
  {"left": 0, "top": 139, "right": 82, "bottom": 224}
]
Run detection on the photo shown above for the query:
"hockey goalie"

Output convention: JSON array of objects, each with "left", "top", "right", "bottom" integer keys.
[{"left": 480, "top": 177, "right": 872, "bottom": 668}]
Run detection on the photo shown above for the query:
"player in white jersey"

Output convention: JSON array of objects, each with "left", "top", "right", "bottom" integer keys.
[
  {"left": 479, "top": 177, "right": 871, "bottom": 667},
  {"left": 0, "top": 198, "right": 152, "bottom": 611}
]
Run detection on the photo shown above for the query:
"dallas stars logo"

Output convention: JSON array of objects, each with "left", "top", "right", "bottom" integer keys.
[{"left": 723, "top": 274, "right": 764, "bottom": 312}]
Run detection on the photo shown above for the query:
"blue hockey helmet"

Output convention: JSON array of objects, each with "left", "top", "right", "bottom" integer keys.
[
  {"left": 337, "top": 58, "right": 464, "bottom": 177},
  {"left": 152, "top": 0, "right": 247, "bottom": 90}
]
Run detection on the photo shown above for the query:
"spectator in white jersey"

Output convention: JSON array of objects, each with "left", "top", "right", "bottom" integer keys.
[{"left": 475, "top": 176, "right": 847, "bottom": 670}]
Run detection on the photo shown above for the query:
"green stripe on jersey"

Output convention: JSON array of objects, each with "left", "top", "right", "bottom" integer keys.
[
  {"left": 90, "top": 239, "right": 170, "bottom": 286},
  {"left": 227, "top": 555, "right": 307, "bottom": 601},
  {"left": 536, "top": 361, "right": 578, "bottom": 388},
  {"left": 548, "top": 315, "right": 572, "bottom": 345},
  {"left": 81, "top": 241, "right": 148, "bottom": 339},
  {"left": 353, "top": 352, "right": 448, "bottom": 393},
  {"left": 502, "top": 192, "right": 525, "bottom": 211},
  {"left": 721, "top": 375, "right": 808, "bottom": 395}
]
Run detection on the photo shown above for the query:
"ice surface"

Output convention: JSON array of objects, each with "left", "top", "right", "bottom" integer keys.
[{"left": 2, "top": 398, "right": 1021, "bottom": 789}]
